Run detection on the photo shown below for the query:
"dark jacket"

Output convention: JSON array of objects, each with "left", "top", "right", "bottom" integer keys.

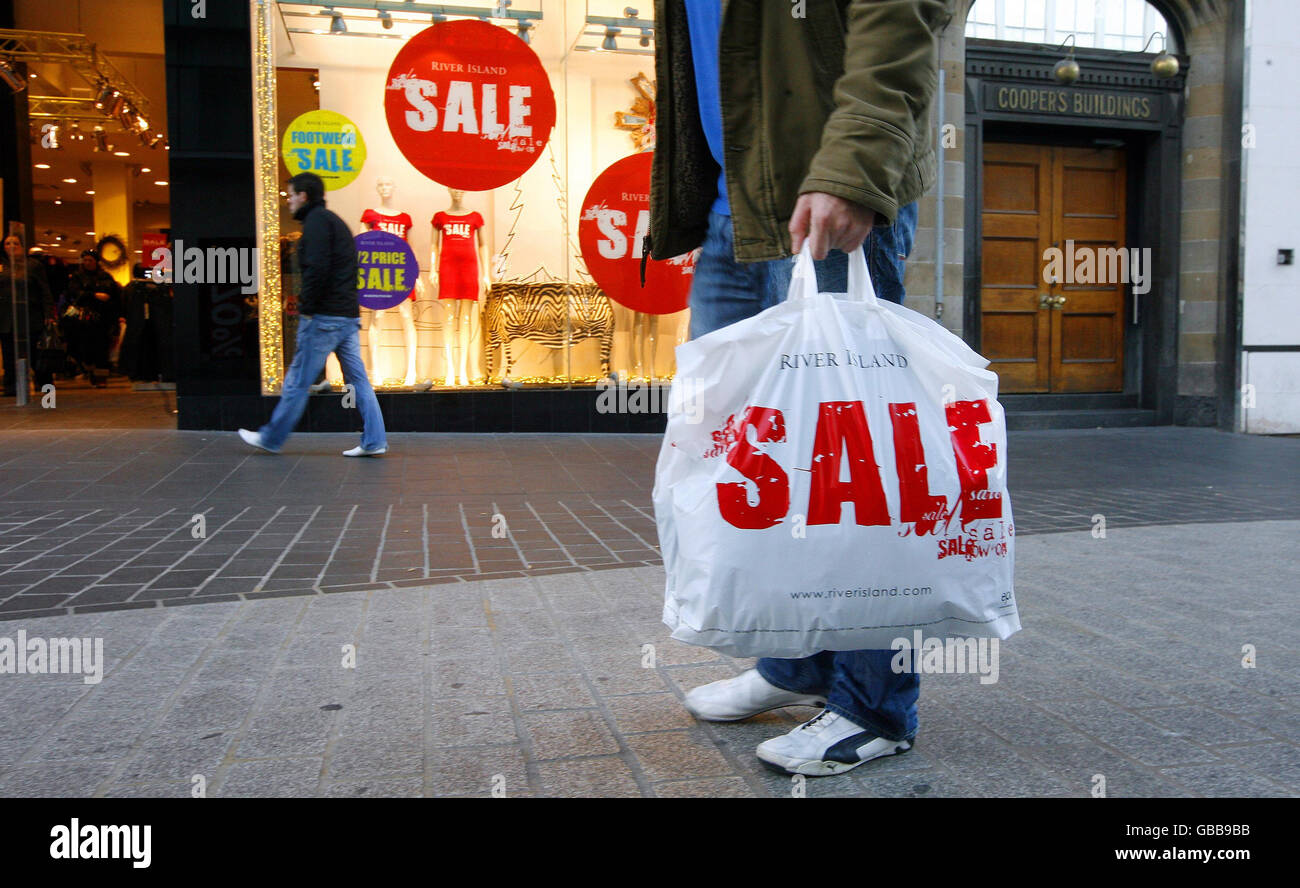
[
  {"left": 64, "top": 266, "right": 121, "bottom": 326},
  {"left": 647, "top": 0, "right": 951, "bottom": 265},
  {"left": 295, "top": 199, "right": 359, "bottom": 318},
  {"left": 0, "top": 258, "right": 50, "bottom": 337}
]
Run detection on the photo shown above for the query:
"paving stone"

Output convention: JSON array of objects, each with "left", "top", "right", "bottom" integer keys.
[
  {"left": 522, "top": 710, "right": 619, "bottom": 761},
  {"left": 624, "top": 730, "right": 735, "bottom": 782},
  {"left": 213, "top": 757, "right": 323, "bottom": 798},
  {"left": 532, "top": 755, "right": 642, "bottom": 798},
  {"left": 652, "top": 777, "right": 756, "bottom": 798},
  {"left": 427, "top": 744, "right": 529, "bottom": 797}
]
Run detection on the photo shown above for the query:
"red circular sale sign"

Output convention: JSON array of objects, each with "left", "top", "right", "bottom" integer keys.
[
  {"left": 579, "top": 152, "right": 694, "bottom": 315},
  {"left": 384, "top": 20, "right": 555, "bottom": 191}
]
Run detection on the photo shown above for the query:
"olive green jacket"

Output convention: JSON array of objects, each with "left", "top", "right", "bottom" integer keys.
[{"left": 647, "top": 0, "right": 952, "bottom": 265}]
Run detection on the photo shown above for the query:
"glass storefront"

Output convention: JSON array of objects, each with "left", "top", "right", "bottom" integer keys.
[{"left": 254, "top": 1, "right": 692, "bottom": 396}]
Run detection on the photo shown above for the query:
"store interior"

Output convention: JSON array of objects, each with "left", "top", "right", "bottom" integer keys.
[{"left": 3, "top": 0, "right": 172, "bottom": 395}]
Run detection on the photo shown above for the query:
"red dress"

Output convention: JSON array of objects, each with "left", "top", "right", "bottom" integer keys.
[
  {"left": 432, "top": 210, "right": 485, "bottom": 301},
  {"left": 360, "top": 209, "right": 417, "bottom": 301}
]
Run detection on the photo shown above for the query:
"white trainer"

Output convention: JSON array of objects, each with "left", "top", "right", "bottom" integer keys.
[
  {"left": 756, "top": 709, "right": 912, "bottom": 776},
  {"left": 683, "top": 668, "right": 826, "bottom": 722},
  {"left": 342, "top": 445, "right": 387, "bottom": 457},
  {"left": 237, "top": 428, "right": 277, "bottom": 453}
]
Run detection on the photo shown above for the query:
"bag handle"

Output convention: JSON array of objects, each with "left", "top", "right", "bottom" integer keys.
[{"left": 791, "top": 243, "right": 880, "bottom": 308}]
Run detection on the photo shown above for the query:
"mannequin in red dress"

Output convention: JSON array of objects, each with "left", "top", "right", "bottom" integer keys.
[
  {"left": 358, "top": 176, "right": 424, "bottom": 388},
  {"left": 431, "top": 187, "right": 490, "bottom": 386}
]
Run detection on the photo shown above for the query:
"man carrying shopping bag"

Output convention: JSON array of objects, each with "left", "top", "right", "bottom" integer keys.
[{"left": 645, "top": 0, "right": 958, "bottom": 777}]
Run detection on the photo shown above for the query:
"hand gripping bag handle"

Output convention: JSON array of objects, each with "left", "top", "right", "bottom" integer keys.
[{"left": 791, "top": 244, "right": 879, "bottom": 308}]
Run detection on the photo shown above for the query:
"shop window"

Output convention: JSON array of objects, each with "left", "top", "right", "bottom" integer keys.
[{"left": 253, "top": 2, "right": 691, "bottom": 395}]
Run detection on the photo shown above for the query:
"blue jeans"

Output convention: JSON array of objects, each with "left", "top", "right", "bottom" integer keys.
[
  {"left": 687, "top": 205, "right": 921, "bottom": 741},
  {"left": 258, "top": 314, "right": 387, "bottom": 452}
]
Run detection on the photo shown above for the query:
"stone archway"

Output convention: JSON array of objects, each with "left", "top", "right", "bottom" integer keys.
[{"left": 911, "top": 0, "right": 1235, "bottom": 425}]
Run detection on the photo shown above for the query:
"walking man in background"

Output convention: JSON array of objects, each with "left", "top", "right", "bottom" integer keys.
[
  {"left": 239, "top": 171, "right": 387, "bottom": 457},
  {"left": 645, "top": 0, "right": 951, "bottom": 776}
]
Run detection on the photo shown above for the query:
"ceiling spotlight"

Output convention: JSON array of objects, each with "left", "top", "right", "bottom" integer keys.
[
  {"left": 94, "top": 83, "right": 118, "bottom": 110},
  {"left": 34, "top": 163, "right": 50, "bottom": 169},
  {"left": 145, "top": 132, "right": 165, "bottom": 149},
  {"left": 53, "top": 198, "right": 62, "bottom": 206},
  {"left": 154, "top": 180, "right": 168, "bottom": 186},
  {"left": 0, "top": 60, "right": 27, "bottom": 93},
  {"left": 62, "top": 177, "right": 77, "bottom": 184},
  {"left": 494, "top": 1, "right": 511, "bottom": 17},
  {"left": 84, "top": 190, "right": 95, "bottom": 195},
  {"left": 141, "top": 167, "right": 152, "bottom": 174},
  {"left": 517, "top": 19, "right": 534, "bottom": 44},
  {"left": 378, "top": 10, "right": 393, "bottom": 29},
  {"left": 327, "top": 7, "right": 346, "bottom": 34},
  {"left": 639, "top": 27, "right": 652, "bottom": 47},
  {"left": 113, "top": 150, "right": 130, "bottom": 157},
  {"left": 92, "top": 126, "right": 112, "bottom": 153},
  {"left": 602, "top": 27, "right": 620, "bottom": 51},
  {"left": 68, "top": 120, "right": 84, "bottom": 141},
  {"left": 134, "top": 112, "right": 149, "bottom": 133}
]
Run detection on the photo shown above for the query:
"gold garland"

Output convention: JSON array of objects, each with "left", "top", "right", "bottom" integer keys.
[{"left": 251, "top": 0, "right": 283, "bottom": 394}]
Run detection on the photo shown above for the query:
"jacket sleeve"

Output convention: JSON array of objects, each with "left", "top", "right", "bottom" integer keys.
[
  {"left": 298, "top": 210, "right": 330, "bottom": 309},
  {"left": 798, "top": 0, "right": 951, "bottom": 223}
]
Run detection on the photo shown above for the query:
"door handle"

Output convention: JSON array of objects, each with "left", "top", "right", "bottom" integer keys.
[
  {"left": 1039, "top": 293, "right": 1052, "bottom": 309},
  {"left": 1053, "top": 295, "right": 1067, "bottom": 308}
]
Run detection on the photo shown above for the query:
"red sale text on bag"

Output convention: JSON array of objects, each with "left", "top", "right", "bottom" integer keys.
[{"left": 710, "top": 398, "right": 1004, "bottom": 540}]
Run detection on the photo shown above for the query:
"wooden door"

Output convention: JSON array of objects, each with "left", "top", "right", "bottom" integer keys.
[{"left": 980, "top": 143, "right": 1126, "bottom": 393}]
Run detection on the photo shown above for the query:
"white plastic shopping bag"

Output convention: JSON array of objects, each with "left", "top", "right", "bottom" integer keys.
[{"left": 654, "top": 247, "right": 1018, "bottom": 658}]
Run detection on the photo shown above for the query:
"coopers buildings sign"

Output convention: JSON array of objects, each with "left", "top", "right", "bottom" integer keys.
[{"left": 983, "top": 83, "right": 1159, "bottom": 121}]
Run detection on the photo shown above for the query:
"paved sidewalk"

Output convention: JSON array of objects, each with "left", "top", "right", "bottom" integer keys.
[
  {"left": 0, "top": 517, "right": 1296, "bottom": 798},
  {"left": 1, "top": 426, "right": 1298, "bottom": 620}
]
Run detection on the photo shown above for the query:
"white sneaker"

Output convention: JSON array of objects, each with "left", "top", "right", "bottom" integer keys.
[
  {"left": 683, "top": 669, "right": 826, "bottom": 722},
  {"left": 343, "top": 444, "right": 387, "bottom": 457},
  {"left": 238, "top": 428, "right": 277, "bottom": 453},
  {"left": 756, "top": 709, "right": 912, "bottom": 776}
]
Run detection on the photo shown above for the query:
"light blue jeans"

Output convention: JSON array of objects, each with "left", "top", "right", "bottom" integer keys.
[
  {"left": 688, "top": 207, "right": 921, "bottom": 741},
  {"left": 258, "top": 314, "right": 386, "bottom": 452}
]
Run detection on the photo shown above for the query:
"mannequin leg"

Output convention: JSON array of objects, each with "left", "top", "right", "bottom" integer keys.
[
  {"left": 645, "top": 313, "right": 658, "bottom": 380},
  {"left": 368, "top": 308, "right": 384, "bottom": 385},
  {"left": 398, "top": 298, "right": 417, "bottom": 386},
  {"left": 611, "top": 303, "right": 633, "bottom": 381},
  {"left": 455, "top": 300, "right": 471, "bottom": 386},
  {"left": 440, "top": 300, "right": 455, "bottom": 385},
  {"left": 631, "top": 311, "right": 647, "bottom": 381}
]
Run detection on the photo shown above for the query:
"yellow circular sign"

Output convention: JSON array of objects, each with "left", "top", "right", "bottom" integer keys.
[{"left": 281, "top": 109, "right": 366, "bottom": 190}]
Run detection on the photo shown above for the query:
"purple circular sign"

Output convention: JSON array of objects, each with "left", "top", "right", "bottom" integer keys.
[{"left": 354, "top": 229, "right": 418, "bottom": 311}]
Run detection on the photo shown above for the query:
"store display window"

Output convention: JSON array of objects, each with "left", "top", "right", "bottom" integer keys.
[{"left": 252, "top": 1, "right": 694, "bottom": 395}]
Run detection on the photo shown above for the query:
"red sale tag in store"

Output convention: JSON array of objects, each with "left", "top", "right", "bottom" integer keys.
[
  {"left": 578, "top": 152, "right": 693, "bottom": 315},
  {"left": 384, "top": 20, "right": 555, "bottom": 191},
  {"left": 141, "top": 232, "right": 169, "bottom": 268}
]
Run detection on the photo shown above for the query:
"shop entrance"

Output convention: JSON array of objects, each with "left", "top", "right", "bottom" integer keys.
[{"left": 980, "top": 142, "right": 1127, "bottom": 394}]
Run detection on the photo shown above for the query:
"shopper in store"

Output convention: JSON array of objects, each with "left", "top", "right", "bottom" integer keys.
[
  {"left": 643, "top": 0, "right": 950, "bottom": 776},
  {"left": 63, "top": 249, "right": 123, "bottom": 388},
  {"left": 239, "top": 171, "right": 388, "bottom": 457},
  {"left": 0, "top": 234, "right": 52, "bottom": 397}
]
